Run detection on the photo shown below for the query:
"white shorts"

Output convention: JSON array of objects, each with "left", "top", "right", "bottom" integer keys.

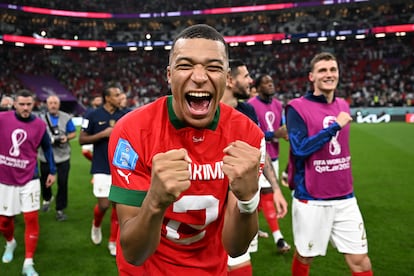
[
  {"left": 93, "top": 173, "right": 111, "bottom": 198},
  {"left": 258, "top": 159, "right": 279, "bottom": 188},
  {"left": 292, "top": 197, "right": 368, "bottom": 257},
  {"left": 0, "top": 179, "right": 41, "bottom": 216},
  {"left": 82, "top": 144, "right": 94, "bottom": 153}
]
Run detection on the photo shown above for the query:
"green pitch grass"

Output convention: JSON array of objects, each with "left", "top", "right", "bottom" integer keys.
[{"left": 3, "top": 123, "right": 413, "bottom": 275}]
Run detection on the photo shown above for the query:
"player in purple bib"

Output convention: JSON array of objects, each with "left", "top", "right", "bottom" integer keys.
[
  {"left": 286, "top": 52, "right": 373, "bottom": 276},
  {"left": 0, "top": 89, "right": 56, "bottom": 276}
]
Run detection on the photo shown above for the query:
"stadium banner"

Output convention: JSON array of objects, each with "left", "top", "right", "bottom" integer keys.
[
  {"left": 351, "top": 107, "right": 414, "bottom": 116},
  {"left": 17, "top": 74, "right": 79, "bottom": 113},
  {"left": 351, "top": 107, "right": 414, "bottom": 123},
  {"left": 355, "top": 112, "right": 391, "bottom": 123},
  {"left": 353, "top": 113, "right": 410, "bottom": 123}
]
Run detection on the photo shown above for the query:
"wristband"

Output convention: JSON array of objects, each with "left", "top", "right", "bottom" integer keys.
[{"left": 237, "top": 189, "right": 260, "bottom": 214}]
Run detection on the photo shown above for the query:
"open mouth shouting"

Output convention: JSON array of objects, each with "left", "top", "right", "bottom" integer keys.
[{"left": 185, "top": 92, "right": 213, "bottom": 116}]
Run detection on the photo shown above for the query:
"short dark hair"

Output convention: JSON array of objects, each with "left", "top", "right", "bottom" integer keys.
[
  {"left": 169, "top": 24, "right": 228, "bottom": 63},
  {"left": 310, "top": 52, "right": 337, "bottom": 72},
  {"left": 254, "top": 74, "right": 268, "bottom": 89},
  {"left": 229, "top": 59, "right": 246, "bottom": 77},
  {"left": 16, "top": 89, "right": 34, "bottom": 98},
  {"left": 102, "top": 81, "right": 122, "bottom": 103}
]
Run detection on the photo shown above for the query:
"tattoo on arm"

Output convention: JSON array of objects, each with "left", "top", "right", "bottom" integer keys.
[{"left": 262, "top": 154, "right": 280, "bottom": 191}]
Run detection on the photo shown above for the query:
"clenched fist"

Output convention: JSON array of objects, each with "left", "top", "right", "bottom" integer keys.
[
  {"left": 222, "top": 140, "right": 261, "bottom": 201},
  {"left": 336, "top": 111, "right": 353, "bottom": 128},
  {"left": 149, "top": 149, "right": 192, "bottom": 210}
]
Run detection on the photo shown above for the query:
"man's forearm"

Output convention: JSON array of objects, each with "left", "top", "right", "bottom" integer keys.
[{"left": 262, "top": 153, "right": 280, "bottom": 191}]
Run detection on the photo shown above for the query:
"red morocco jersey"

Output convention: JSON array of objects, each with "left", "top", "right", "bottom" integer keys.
[{"left": 109, "top": 96, "right": 264, "bottom": 276}]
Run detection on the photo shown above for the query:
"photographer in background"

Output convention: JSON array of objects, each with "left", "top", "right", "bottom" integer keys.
[
  {"left": 38, "top": 95, "right": 76, "bottom": 221},
  {"left": 0, "top": 95, "right": 14, "bottom": 111}
]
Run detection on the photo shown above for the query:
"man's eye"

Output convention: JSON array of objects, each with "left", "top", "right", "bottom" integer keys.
[
  {"left": 176, "top": 64, "right": 192, "bottom": 69},
  {"left": 207, "top": 66, "right": 223, "bottom": 72}
]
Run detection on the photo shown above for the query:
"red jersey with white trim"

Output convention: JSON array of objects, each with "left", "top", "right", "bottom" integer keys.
[{"left": 109, "top": 96, "right": 264, "bottom": 275}]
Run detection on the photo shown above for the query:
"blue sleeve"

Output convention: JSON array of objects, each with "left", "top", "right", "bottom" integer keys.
[
  {"left": 66, "top": 118, "right": 76, "bottom": 133},
  {"left": 40, "top": 131, "right": 57, "bottom": 175},
  {"left": 264, "top": 131, "right": 274, "bottom": 141},
  {"left": 286, "top": 106, "right": 341, "bottom": 159},
  {"left": 250, "top": 108, "right": 259, "bottom": 125}
]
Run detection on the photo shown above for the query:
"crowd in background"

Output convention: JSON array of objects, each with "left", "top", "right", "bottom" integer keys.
[
  {"left": 1, "top": 2, "right": 411, "bottom": 42},
  {"left": 0, "top": 0, "right": 413, "bottom": 114},
  {"left": 1, "top": 34, "right": 413, "bottom": 114},
  {"left": 3, "top": 0, "right": 369, "bottom": 13}
]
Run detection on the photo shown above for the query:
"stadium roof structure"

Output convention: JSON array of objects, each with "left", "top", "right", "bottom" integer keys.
[{"left": 0, "top": 0, "right": 412, "bottom": 51}]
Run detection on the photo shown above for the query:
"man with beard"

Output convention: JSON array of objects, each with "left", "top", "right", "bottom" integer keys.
[
  {"left": 222, "top": 60, "right": 289, "bottom": 275},
  {"left": 0, "top": 89, "right": 56, "bottom": 276}
]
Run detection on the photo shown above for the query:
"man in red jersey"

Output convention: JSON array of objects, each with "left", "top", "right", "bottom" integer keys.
[{"left": 108, "top": 24, "right": 266, "bottom": 275}]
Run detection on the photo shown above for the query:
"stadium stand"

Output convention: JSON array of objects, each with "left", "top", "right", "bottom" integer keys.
[{"left": 1, "top": 0, "right": 413, "bottom": 114}]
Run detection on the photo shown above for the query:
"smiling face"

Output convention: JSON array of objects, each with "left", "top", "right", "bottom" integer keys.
[
  {"left": 309, "top": 59, "right": 339, "bottom": 99},
  {"left": 167, "top": 38, "right": 229, "bottom": 129}
]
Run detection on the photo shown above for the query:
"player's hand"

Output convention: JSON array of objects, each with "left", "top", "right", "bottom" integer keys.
[
  {"left": 273, "top": 189, "right": 288, "bottom": 218},
  {"left": 46, "top": 174, "right": 56, "bottom": 188},
  {"left": 275, "top": 125, "right": 288, "bottom": 141},
  {"left": 222, "top": 140, "right": 261, "bottom": 201},
  {"left": 101, "top": 127, "right": 114, "bottom": 138},
  {"left": 59, "top": 135, "right": 68, "bottom": 144},
  {"left": 336, "top": 111, "right": 353, "bottom": 128},
  {"left": 148, "top": 149, "right": 192, "bottom": 211}
]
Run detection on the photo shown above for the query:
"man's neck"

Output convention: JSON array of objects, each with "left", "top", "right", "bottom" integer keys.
[
  {"left": 314, "top": 90, "right": 334, "bottom": 104},
  {"left": 104, "top": 103, "right": 116, "bottom": 114},
  {"left": 258, "top": 94, "right": 273, "bottom": 103},
  {"left": 221, "top": 90, "right": 238, "bottom": 108}
]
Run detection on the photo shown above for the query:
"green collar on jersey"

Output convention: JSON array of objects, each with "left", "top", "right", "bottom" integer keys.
[{"left": 167, "top": 95, "right": 220, "bottom": 130}]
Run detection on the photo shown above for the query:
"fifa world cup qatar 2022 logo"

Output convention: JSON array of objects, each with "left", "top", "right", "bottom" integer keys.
[
  {"left": 323, "top": 116, "right": 341, "bottom": 155},
  {"left": 9, "top": 129, "right": 27, "bottom": 157}
]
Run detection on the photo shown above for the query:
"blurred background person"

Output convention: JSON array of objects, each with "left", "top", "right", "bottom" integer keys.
[
  {"left": 119, "top": 92, "right": 132, "bottom": 113},
  {"left": 0, "top": 96, "right": 14, "bottom": 111},
  {"left": 81, "top": 95, "right": 103, "bottom": 161},
  {"left": 38, "top": 95, "right": 77, "bottom": 221},
  {"left": 248, "top": 74, "right": 291, "bottom": 254},
  {"left": 79, "top": 82, "right": 128, "bottom": 256},
  {"left": 0, "top": 89, "right": 56, "bottom": 276}
]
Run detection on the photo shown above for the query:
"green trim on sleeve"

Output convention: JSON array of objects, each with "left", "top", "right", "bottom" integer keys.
[{"left": 109, "top": 185, "right": 147, "bottom": 207}]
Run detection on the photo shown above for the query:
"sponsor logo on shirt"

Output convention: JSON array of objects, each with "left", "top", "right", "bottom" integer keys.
[{"left": 117, "top": 169, "right": 132, "bottom": 184}]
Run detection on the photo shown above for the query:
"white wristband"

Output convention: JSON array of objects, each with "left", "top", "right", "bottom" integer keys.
[{"left": 237, "top": 189, "right": 260, "bottom": 214}]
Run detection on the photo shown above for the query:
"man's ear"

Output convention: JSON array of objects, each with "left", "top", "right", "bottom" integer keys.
[
  {"left": 308, "top": 72, "right": 314, "bottom": 82},
  {"left": 226, "top": 71, "right": 233, "bottom": 89},
  {"left": 166, "top": 66, "right": 171, "bottom": 84}
]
